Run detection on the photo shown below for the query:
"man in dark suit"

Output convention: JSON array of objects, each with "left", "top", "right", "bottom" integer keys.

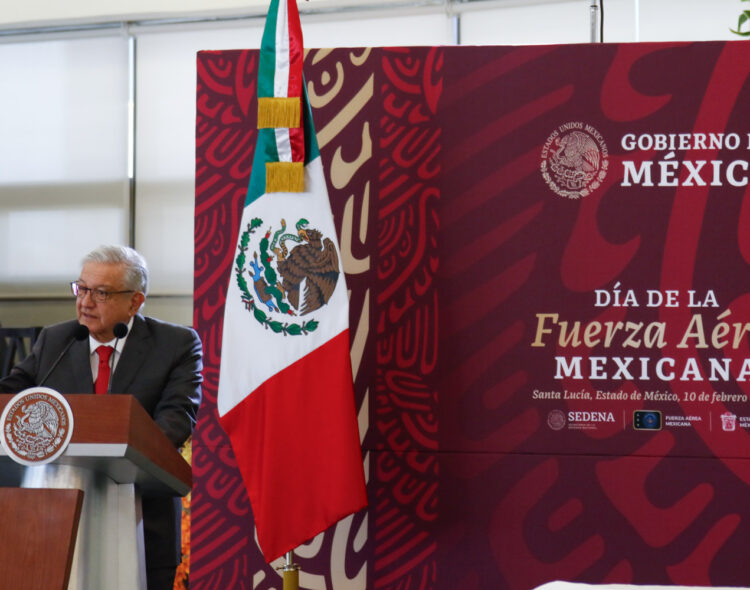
[{"left": 0, "top": 245, "right": 202, "bottom": 590}]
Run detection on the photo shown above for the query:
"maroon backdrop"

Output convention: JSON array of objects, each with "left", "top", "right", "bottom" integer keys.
[{"left": 194, "top": 42, "right": 750, "bottom": 589}]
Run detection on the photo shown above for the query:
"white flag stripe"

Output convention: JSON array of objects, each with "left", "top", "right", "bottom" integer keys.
[
  {"left": 217, "top": 156, "right": 350, "bottom": 417},
  {"left": 274, "top": 0, "right": 290, "bottom": 98},
  {"left": 275, "top": 127, "right": 293, "bottom": 162}
]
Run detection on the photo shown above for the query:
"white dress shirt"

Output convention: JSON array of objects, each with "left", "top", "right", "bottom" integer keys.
[{"left": 88, "top": 316, "right": 135, "bottom": 382}]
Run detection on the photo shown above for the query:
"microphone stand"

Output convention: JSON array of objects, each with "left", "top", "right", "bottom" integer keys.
[
  {"left": 106, "top": 322, "right": 129, "bottom": 394},
  {"left": 39, "top": 324, "right": 89, "bottom": 387}
]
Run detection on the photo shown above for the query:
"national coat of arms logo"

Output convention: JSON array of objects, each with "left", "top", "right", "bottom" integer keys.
[
  {"left": 541, "top": 122, "right": 609, "bottom": 199},
  {"left": 0, "top": 387, "right": 74, "bottom": 465},
  {"left": 547, "top": 409, "right": 566, "bottom": 431},
  {"left": 234, "top": 217, "right": 341, "bottom": 335}
]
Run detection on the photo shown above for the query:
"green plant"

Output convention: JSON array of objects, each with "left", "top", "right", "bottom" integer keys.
[{"left": 731, "top": 0, "right": 750, "bottom": 35}]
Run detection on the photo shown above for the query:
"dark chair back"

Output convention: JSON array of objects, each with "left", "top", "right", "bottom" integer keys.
[{"left": 0, "top": 327, "right": 42, "bottom": 378}]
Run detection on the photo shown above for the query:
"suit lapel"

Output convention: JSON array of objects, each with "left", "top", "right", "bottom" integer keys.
[
  {"left": 111, "top": 315, "right": 151, "bottom": 394},
  {"left": 70, "top": 338, "right": 94, "bottom": 393}
]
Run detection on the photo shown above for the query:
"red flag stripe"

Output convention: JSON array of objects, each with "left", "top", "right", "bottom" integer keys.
[{"left": 218, "top": 330, "right": 367, "bottom": 561}]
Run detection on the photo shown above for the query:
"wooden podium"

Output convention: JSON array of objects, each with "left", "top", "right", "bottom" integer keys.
[{"left": 0, "top": 394, "right": 191, "bottom": 590}]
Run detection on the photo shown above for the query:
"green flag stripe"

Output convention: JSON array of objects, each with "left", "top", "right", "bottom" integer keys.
[
  {"left": 302, "top": 82, "right": 320, "bottom": 163},
  {"left": 246, "top": 128, "right": 280, "bottom": 206},
  {"left": 258, "top": 0, "right": 280, "bottom": 99}
]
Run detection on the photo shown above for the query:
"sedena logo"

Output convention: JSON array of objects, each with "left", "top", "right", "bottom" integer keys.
[
  {"left": 547, "top": 409, "right": 566, "bottom": 431},
  {"left": 541, "top": 122, "right": 609, "bottom": 199},
  {"left": 547, "top": 408, "right": 615, "bottom": 431},
  {"left": 568, "top": 410, "right": 615, "bottom": 423}
]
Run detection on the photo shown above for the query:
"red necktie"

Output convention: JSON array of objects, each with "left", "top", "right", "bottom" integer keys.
[{"left": 94, "top": 346, "right": 114, "bottom": 395}]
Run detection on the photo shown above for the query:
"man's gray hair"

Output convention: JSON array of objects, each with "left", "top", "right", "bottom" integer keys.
[{"left": 83, "top": 245, "right": 149, "bottom": 295}]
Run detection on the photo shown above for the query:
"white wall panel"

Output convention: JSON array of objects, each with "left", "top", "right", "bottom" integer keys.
[
  {"left": 639, "top": 0, "right": 740, "bottom": 41},
  {"left": 460, "top": 2, "right": 590, "bottom": 46},
  {"left": 135, "top": 26, "right": 264, "bottom": 295},
  {"left": 302, "top": 12, "right": 453, "bottom": 47},
  {"left": 0, "top": 36, "right": 129, "bottom": 297}
]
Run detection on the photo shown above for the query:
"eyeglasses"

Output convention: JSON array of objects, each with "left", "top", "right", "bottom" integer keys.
[{"left": 70, "top": 281, "right": 134, "bottom": 303}]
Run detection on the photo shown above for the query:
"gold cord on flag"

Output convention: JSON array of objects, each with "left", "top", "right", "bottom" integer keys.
[
  {"left": 258, "top": 97, "right": 301, "bottom": 129},
  {"left": 266, "top": 161, "right": 304, "bottom": 193}
]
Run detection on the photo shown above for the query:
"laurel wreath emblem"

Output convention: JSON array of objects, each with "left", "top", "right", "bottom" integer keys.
[
  {"left": 6, "top": 399, "right": 67, "bottom": 458},
  {"left": 540, "top": 122, "right": 609, "bottom": 199},
  {"left": 235, "top": 218, "right": 319, "bottom": 336}
]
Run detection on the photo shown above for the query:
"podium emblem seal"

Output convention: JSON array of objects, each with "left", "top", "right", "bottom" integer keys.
[{"left": 0, "top": 387, "right": 74, "bottom": 466}]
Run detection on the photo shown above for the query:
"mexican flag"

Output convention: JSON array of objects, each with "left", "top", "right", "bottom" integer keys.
[{"left": 216, "top": 0, "right": 368, "bottom": 563}]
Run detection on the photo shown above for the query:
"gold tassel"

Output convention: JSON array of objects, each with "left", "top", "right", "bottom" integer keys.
[
  {"left": 258, "top": 97, "right": 301, "bottom": 129},
  {"left": 266, "top": 161, "right": 304, "bottom": 193}
]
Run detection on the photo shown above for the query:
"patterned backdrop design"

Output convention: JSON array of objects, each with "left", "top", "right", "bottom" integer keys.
[
  {"left": 194, "top": 47, "right": 397, "bottom": 589},
  {"left": 371, "top": 47, "right": 442, "bottom": 590},
  {"left": 195, "top": 43, "right": 750, "bottom": 589},
  {"left": 436, "top": 41, "right": 750, "bottom": 589}
]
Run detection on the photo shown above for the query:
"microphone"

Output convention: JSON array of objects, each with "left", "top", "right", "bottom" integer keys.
[
  {"left": 107, "top": 322, "right": 129, "bottom": 393},
  {"left": 113, "top": 322, "right": 129, "bottom": 339},
  {"left": 39, "top": 323, "right": 89, "bottom": 386}
]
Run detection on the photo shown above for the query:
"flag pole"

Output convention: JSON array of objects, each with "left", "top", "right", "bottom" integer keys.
[
  {"left": 589, "top": 0, "right": 602, "bottom": 43},
  {"left": 216, "top": 0, "right": 366, "bottom": 568},
  {"left": 281, "top": 550, "right": 300, "bottom": 590}
]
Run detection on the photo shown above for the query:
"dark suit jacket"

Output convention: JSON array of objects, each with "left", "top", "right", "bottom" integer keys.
[{"left": 0, "top": 314, "right": 203, "bottom": 569}]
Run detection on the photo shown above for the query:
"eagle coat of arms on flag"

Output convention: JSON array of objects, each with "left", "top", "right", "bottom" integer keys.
[{"left": 235, "top": 215, "right": 341, "bottom": 336}]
